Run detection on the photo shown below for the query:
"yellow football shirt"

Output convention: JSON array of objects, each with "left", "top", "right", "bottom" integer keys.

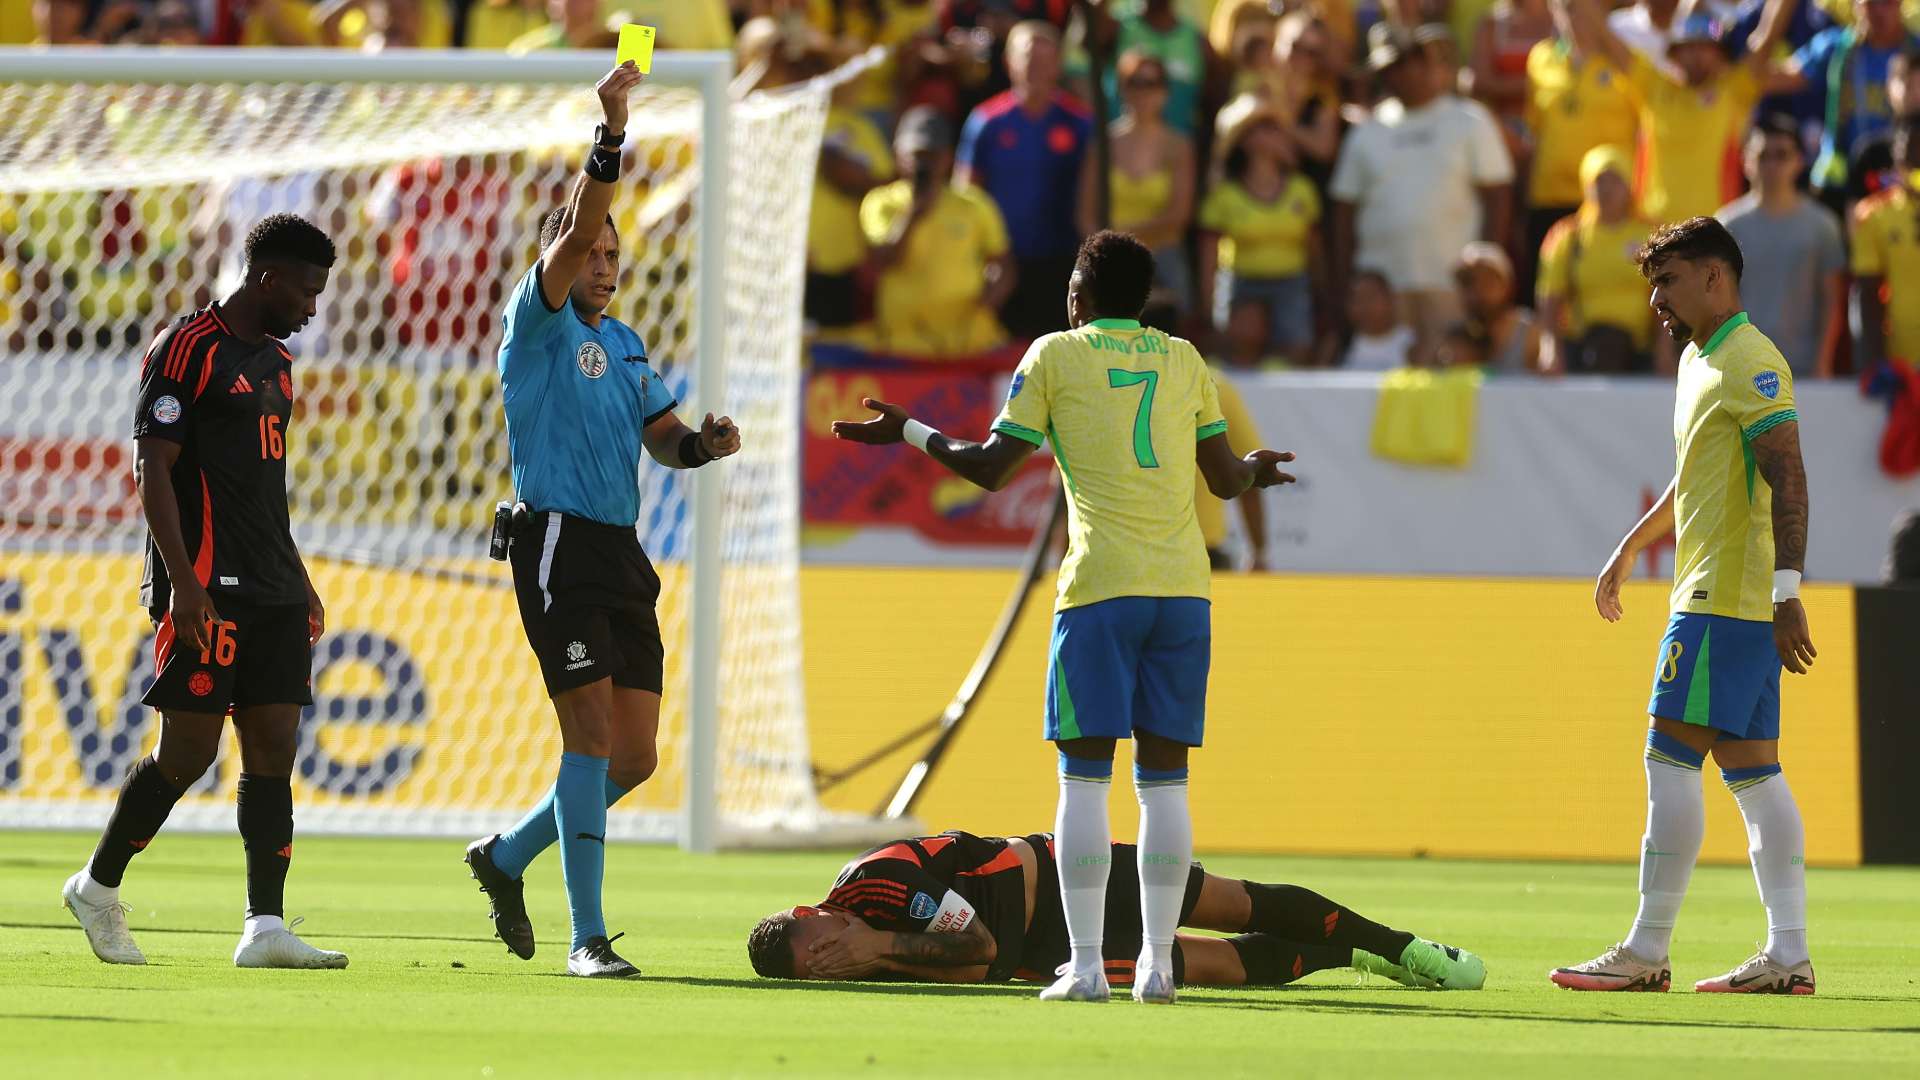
[
  {"left": 1671, "top": 313, "right": 1797, "bottom": 622},
  {"left": 1194, "top": 369, "right": 1262, "bottom": 550},
  {"left": 859, "top": 181, "right": 1009, "bottom": 356},
  {"left": 992, "top": 320, "right": 1227, "bottom": 611},
  {"left": 1535, "top": 215, "right": 1654, "bottom": 348},
  {"left": 1197, "top": 176, "right": 1320, "bottom": 278},
  {"left": 810, "top": 108, "right": 894, "bottom": 275},
  {"left": 1624, "top": 55, "right": 1758, "bottom": 224},
  {"left": 1849, "top": 186, "right": 1920, "bottom": 363},
  {"left": 1526, "top": 42, "right": 1638, "bottom": 209}
]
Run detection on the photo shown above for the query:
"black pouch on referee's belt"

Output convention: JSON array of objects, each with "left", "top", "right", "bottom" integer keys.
[{"left": 488, "top": 501, "right": 528, "bottom": 561}]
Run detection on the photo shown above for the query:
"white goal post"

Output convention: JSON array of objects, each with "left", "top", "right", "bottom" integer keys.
[{"left": 0, "top": 46, "right": 894, "bottom": 851}]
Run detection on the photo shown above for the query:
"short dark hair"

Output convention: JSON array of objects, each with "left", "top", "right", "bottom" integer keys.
[
  {"left": 747, "top": 913, "right": 798, "bottom": 978},
  {"left": 1074, "top": 230, "right": 1155, "bottom": 319},
  {"left": 539, "top": 207, "right": 618, "bottom": 253},
  {"left": 1752, "top": 112, "right": 1800, "bottom": 144},
  {"left": 1637, "top": 216, "right": 1743, "bottom": 283},
  {"left": 1352, "top": 267, "right": 1394, "bottom": 295},
  {"left": 245, "top": 213, "right": 335, "bottom": 270}
]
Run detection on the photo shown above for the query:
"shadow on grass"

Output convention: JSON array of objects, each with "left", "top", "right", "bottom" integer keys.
[
  {"left": 0, "top": 921, "right": 498, "bottom": 946},
  {"left": 1, "top": 1013, "right": 160, "bottom": 1024},
  {"left": 1197, "top": 995, "right": 1920, "bottom": 1035},
  {"left": 441, "top": 969, "right": 1043, "bottom": 996}
]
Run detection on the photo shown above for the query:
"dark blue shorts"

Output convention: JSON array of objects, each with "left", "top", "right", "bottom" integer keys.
[
  {"left": 1646, "top": 613, "right": 1781, "bottom": 740},
  {"left": 1045, "top": 596, "right": 1210, "bottom": 746}
]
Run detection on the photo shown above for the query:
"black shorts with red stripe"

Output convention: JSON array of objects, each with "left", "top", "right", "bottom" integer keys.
[
  {"left": 1017, "top": 835, "right": 1205, "bottom": 987},
  {"left": 144, "top": 603, "right": 313, "bottom": 714}
]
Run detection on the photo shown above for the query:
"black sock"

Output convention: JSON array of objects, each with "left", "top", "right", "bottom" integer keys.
[
  {"left": 1241, "top": 882, "right": 1415, "bottom": 961},
  {"left": 1228, "top": 933, "right": 1351, "bottom": 986},
  {"left": 236, "top": 774, "right": 294, "bottom": 919},
  {"left": 88, "top": 756, "right": 183, "bottom": 887}
]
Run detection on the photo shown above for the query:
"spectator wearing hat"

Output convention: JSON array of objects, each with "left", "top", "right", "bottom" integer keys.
[
  {"left": 1537, "top": 145, "right": 1659, "bottom": 373},
  {"left": 1330, "top": 22, "right": 1515, "bottom": 366},
  {"left": 956, "top": 19, "right": 1091, "bottom": 340},
  {"left": 1451, "top": 241, "right": 1543, "bottom": 371},
  {"left": 1606, "top": 0, "right": 1682, "bottom": 69},
  {"left": 1076, "top": 51, "right": 1197, "bottom": 317},
  {"left": 1852, "top": 113, "right": 1920, "bottom": 371},
  {"left": 1568, "top": 0, "right": 1801, "bottom": 224},
  {"left": 860, "top": 104, "right": 1015, "bottom": 356},
  {"left": 1199, "top": 104, "right": 1323, "bottom": 367},
  {"left": 1718, "top": 115, "right": 1846, "bottom": 377},
  {"left": 1521, "top": 0, "right": 1639, "bottom": 298}
]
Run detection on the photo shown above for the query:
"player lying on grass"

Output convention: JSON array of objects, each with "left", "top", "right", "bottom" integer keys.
[{"left": 747, "top": 831, "right": 1485, "bottom": 991}]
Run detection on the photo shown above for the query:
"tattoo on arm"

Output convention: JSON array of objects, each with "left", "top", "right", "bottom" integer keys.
[
  {"left": 886, "top": 921, "right": 996, "bottom": 967},
  {"left": 1752, "top": 422, "right": 1809, "bottom": 572}
]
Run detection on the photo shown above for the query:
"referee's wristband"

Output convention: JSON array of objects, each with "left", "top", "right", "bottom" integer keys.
[
  {"left": 585, "top": 143, "right": 622, "bottom": 184},
  {"left": 679, "top": 430, "right": 715, "bottom": 468},
  {"left": 903, "top": 419, "right": 939, "bottom": 454},
  {"left": 1772, "top": 569, "right": 1802, "bottom": 604}
]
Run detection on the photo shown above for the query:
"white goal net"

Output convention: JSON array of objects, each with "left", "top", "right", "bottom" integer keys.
[{"left": 0, "top": 48, "right": 867, "bottom": 849}]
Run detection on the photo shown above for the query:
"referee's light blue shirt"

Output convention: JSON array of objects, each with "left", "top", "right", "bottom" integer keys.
[{"left": 498, "top": 264, "right": 677, "bottom": 527}]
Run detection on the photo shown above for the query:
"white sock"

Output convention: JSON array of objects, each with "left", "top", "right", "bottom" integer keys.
[
  {"left": 1623, "top": 755, "right": 1704, "bottom": 960},
  {"left": 1055, "top": 758, "right": 1113, "bottom": 978},
  {"left": 1727, "top": 767, "right": 1808, "bottom": 966},
  {"left": 244, "top": 914, "right": 285, "bottom": 937},
  {"left": 76, "top": 868, "right": 118, "bottom": 906},
  {"left": 1134, "top": 770, "right": 1192, "bottom": 975}
]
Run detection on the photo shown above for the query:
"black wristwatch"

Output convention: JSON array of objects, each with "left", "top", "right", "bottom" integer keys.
[{"left": 594, "top": 124, "right": 625, "bottom": 150}]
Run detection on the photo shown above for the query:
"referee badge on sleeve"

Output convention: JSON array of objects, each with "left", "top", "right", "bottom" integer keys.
[{"left": 577, "top": 342, "right": 608, "bottom": 379}]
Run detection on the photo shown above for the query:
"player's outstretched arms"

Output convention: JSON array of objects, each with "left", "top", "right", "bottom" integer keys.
[
  {"left": 1557, "top": 0, "right": 1633, "bottom": 75},
  {"left": 1594, "top": 475, "right": 1676, "bottom": 622},
  {"left": 1197, "top": 431, "right": 1295, "bottom": 500},
  {"left": 1752, "top": 421, "right": 1816, "bottom": 673},
  {"left": 830, "top": 397, "right": 1037, "bottom": 491},
  {"left": 135, "top": 437, "right": 220, "bottom": 654},
  {"left": 537, "top": 62, "right": 645, "bottom": 310},
  {"left": 807, "top": 916, "right": 996, "bottom": 980},
  {"left": 642, "top": 410, "right": 741, "bottom": 469}
]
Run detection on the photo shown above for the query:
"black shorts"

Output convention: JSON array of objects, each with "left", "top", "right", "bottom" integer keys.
[
  {"left": 1019, "top": 833, "right": 1205, "bottom": 985},
  {"left": 143, "top": 602, "right": 313, "bottom": 713},
  {"left": 509, "top": 510, "right": 665, "bottom": 697}
]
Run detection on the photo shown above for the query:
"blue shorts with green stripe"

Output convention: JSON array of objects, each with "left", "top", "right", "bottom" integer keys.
[
  {"left": 1046, "top": 596, "right": 1210, "bottom": 746},
  {"left": 1647, "top": 613, "right": 1781, "bottom": 740}
]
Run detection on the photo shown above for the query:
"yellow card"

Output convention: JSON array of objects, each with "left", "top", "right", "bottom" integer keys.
[{"left": 617, "top": 24, "right": 656, "bottom": 74}]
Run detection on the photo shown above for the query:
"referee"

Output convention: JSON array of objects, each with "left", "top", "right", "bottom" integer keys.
[{"left": 464, "top": 61, "right": 742, "bottom": 979}]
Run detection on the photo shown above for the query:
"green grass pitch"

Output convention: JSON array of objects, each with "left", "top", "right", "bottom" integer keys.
[{"left": 3, "top": 831, "right": 1917, "bottom": 1078}]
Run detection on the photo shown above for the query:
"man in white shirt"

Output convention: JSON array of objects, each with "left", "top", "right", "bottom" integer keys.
[{"left": 1330, "top": 23, "right": 1514, "bottom": 366}]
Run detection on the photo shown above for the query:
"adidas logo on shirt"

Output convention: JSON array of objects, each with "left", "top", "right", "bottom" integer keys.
[{"left": 229, "top": 374, "right": 254, "bottom": 394}]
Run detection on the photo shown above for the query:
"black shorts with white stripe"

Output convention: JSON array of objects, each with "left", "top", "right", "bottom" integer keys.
[{"left": 508, "top": 510, "right": 665, "bottom": 697}]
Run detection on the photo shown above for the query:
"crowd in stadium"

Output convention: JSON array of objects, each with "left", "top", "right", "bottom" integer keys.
[{"left": 10, "top": 0, "right": 1920, "bottom": 379}]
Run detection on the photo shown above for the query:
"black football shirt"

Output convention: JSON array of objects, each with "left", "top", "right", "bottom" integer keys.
[{"left": 133, "top": 305, "right": 307, "bottom": 618}]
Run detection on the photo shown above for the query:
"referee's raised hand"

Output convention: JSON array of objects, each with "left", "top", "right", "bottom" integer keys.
[{"left": 597, "top": 61, "right": 645, "bottom": 134}]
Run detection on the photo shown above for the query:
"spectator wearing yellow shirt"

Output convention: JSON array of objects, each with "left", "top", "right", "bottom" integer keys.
[
  {"left": 809, "top": 85, "right": 894, "bottom": 329},
  {"left": 1199, "top": 107, "right": 1323, "bottom": 368},
  {"left": 1537, "top": 144, "right": 1659, "bottom": 372},
  {"left": 464, "top": 0, "right": 548, "bottom": 48},
  {"left": 506, "top": 0, "right": 614, "bottom": 50},
  {"left": 1522, "top": 9, "right": 1637, "bottom": 295},
  {"left": 1076, "top": 52, "right": 1197, "bottom": 316},
  {"left": 242, "top": 0, "right": 451, "bottom": 47},
  {"left": 1194, "top": 367, "right": 1271, "bottom": 570},
  {"left": 858, "top": 106, "right": 1015, "bottom": 357},
  {"left": 508, "top": 0, "right": 731, "bottom": 53},
  {"left": 1852, "top": 113, "right": 1920, "bottom": 367},
  {"left": 3, "top": 0, "right": 38, "bottom": 42},
  {"left": 1568, "top": 0, "right": 1800, "bottom": 225}
]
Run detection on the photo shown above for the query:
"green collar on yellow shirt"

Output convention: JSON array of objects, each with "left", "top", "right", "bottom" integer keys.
[
  {"left": 1698, "top": 311, "right": 1750, "bottom": 356},
  {"left": 1087, "top": 318, "right": 1142, "bottom": 330}
]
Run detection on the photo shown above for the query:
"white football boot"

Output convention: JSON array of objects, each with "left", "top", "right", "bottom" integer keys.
[
  {"left": 1039, "top": 965, "right": 1111, "bottom": 1002},
  {"left": 1694, "top": 951, "right": 1815, "bottom": 995},
  {"left": 62, "top": 871, "right": 147, "bottom": 965},
  {"left": 233, "top": 917, "right": 348, "bottom": 969}
]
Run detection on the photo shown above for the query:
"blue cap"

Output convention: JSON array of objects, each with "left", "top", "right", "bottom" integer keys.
[{"left": 1668, "top": 13, "right": 1723, "bottom": 48}]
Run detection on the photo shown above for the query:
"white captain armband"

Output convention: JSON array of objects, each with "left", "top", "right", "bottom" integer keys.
[{"left": 927, "top": 889, "right": 975, "bottom": 933}]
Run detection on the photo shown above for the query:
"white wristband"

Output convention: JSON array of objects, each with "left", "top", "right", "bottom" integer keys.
[
  {"left": 902, "top": 418, "right": 938, "bottom": 453},
  {"left": 1772, "top": 569, "right": 1802, "bottom": 603}
]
